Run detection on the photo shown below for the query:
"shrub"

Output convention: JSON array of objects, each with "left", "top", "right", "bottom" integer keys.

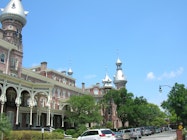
[
  {"left": 53, "top": 128, "right": 64, "bottom": 133},
  {"left": 65, "top": 129, "right": 76, "bottom": 135},
  {"left": 72, "top": 125, "right": 87, "bottom": 138},
  {"left": 5, "top": 130, "right": 64, "bottom": 140},
  {"left": 105, "top": 121, "right": 113, "bottom": 129}
]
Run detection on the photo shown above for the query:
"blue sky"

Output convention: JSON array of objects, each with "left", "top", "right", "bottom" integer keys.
[{"left": 1, "top": 0, "right": 187, "bottom": 107}]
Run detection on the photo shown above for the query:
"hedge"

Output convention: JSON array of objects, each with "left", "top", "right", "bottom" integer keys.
[{"left": 4, "top": 130, "right": 64, "bottom": 140}]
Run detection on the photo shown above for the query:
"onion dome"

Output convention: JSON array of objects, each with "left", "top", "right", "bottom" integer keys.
[
  {"left": 67, "top": 68, "right": 73, "bottom": 76},
  {"left": 0, "top": 0, "right": 28, "bottom": 26}
]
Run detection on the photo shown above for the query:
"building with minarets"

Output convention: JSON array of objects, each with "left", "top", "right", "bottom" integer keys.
[
  {"left": 0, "top": 0, "right": 89, "bottom": 130},
  {"left": 101, "top": 58, "right": 127, "bottom": 129},
  {"left": 0, "top": 0, "right": 127, "bottom": 131}
]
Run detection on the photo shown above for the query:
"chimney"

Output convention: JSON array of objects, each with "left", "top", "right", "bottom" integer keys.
[
  {"left": 41, "top": 62, "right": 47, "bottom": 71},
  {"left": 61, "top": 71, "right": 66, "bottom": 75},
  {"left": 82, "top": 82, "right": 85, "bottom": 92}
]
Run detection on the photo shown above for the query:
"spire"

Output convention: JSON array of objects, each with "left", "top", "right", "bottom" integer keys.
[
  {"left": 113, "top": 58, "right": 127, "bottom": 89},
  {"left": 116, "top": 57, "right": 122, "bottom": 70},
  {"left": 0, "top": 0, "right": 28, "bottom": 26}
]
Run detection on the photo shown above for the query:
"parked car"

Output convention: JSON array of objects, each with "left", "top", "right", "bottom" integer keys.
[
  {"left": 155, "top": 127, "right": 162, "bottom": 133},
  {"left": 119, "top": 129, "right": 130, "bottom": 140},
  {"left": 140, "top": 127, "right": 152, "bottom": 136},
  {"left": 148, "top": 126, "right": 156, "bottom": 134},
  {"left": 119, "top": 128, "right": 141, "bottom": 140},
  {"left": 133, "top": 128, "right": 142, "bottom": 139},
  {"left": 77, "top": 128, "right": 116, "bottom": 140},
  {"left": 113, "top": 131, "right": 124, "bottom": 140}
]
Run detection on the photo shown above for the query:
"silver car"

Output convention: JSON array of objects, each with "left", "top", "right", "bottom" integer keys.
[
  {"left": 119, "top": 129, "right": 130, "bottom": 140},
  {"left": 122, "top": 128, "right": 141, "bottom": 140}
]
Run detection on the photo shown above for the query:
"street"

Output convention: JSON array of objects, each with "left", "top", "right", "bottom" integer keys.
[{"left": 141, "top": 130, "right": 176, "bottom": 140}]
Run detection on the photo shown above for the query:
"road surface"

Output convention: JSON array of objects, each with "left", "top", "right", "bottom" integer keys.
[{"left": 141, "top": 130, "right": 176, "bottom": 140}]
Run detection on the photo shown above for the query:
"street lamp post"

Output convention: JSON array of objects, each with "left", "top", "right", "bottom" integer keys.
[
  {"left": 159, "top": 84, "right": 173, "bottom": 129},
  {"left": 159, "top": 84, "right": 183, "bottom": 140},
  {"left": 159, "top": 85, "right": 172, "bottom": 93}
]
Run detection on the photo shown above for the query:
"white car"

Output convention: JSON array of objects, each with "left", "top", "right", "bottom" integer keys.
[{"left": 77, "top": 128, "right": 116, "bottom": 140}]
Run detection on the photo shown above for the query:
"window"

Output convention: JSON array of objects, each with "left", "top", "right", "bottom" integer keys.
[
  {"left": 0, "top": 53, "right": 5, "bottom": 63},
  {"left": 88, "top": 131, "right": 98, "bottom": 135},
  {"left": 93, "top": 88, "right": 99, "bottom": 95},
  {"left": 101, "top": 130, "right": 113, "bottom": 134},
  {"left": 57, "top": 88, "right": 61, "bottom": 98},
  {"left": 82, "top": 131, "right": 98, "bottom": 136},
  {"left": 10, "top": 58, "right": 19, "bottom": 70},
  {"left": 10, "top": 57, "right": 15, "bottom": 68}
]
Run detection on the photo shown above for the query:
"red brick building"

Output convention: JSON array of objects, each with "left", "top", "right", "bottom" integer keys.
[{"left": 0, "top": 0, "right": 127, "bottom": 130}]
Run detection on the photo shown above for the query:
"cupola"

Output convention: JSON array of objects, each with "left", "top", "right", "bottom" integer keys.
[{"left": 0, "top": 0, "right": 28, "bottom": 26}]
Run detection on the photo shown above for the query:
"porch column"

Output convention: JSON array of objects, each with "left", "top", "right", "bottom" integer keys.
[
  {"left": 15, "top": 104, "right": 20, "bottom": 125},
  {"left": 51, "top": 114, "right": 54, "bottom": 127},
  {"left": 0, "top": 94, "right": 7, "bottom": 114},
  {"left": 47, "top": 107, "right": 51, "bottom": 126},
  {"left": 36, "top": 109, "right": 41, "bottom": 126},
  {"left": 0, "top": 103, "right": 4, "bottom": 114},
  {"left": 38, "top": 113, "right": 41, "bottom": 126},
  {"left": 15, "top": 97, "right": 21, "bottom": 125},
  {"left": 46, "top": 95, "right": 51, "bottom": 127},
  {"left": 61, "top": 115, "right": 64, "bottom": 127},
  {"left": 36, "top": 111, "right": 38, "bottom": 126},
  {"left": 29, "top": 106, "right": 33, "bottom": 126},
  {"left": 28, "top": 94, "right": 36, "bottom": 127}
]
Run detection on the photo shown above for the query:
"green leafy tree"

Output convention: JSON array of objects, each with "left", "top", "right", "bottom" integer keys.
[
  {"left": 0, "top": 113, "right": 11, "bottom": 136},
  {"left": 146, "top": 103, "right": 166, "bottom": 126},
  {"left": 102, "top": 88, "right": 134, "bottom": 127},
  {"left": 65, "top": 94, "right": 102, "bottom": 129},
  {"left": 130, "top": 96, "right": 148, "bottom": 126},
  {"left": 102, "top": 88, "right": 166, "bottom": 128},
  {"left": 161, "top": 83, "right": 187, "bottom": 125},
  {"left": 124, "top": 97, "right": 165, "bottom": 127},
  {"left": 117, "top": 91, "right": 134, "bottom": 127}
]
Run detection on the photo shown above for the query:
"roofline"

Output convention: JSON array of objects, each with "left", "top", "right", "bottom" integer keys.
[{"left": 28, "top": 66, "right": 75, "bottom": 81}]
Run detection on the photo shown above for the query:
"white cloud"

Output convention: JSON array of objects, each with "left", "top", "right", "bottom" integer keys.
[
  {"left": 146, "top": 67, "right": 184, "bottom": 81},
  {"left": 158, "top": 67, "right": 184, "bottom": 80},
  {"left": 146, "top": 72, "right": 155, "bottom": 80}
]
